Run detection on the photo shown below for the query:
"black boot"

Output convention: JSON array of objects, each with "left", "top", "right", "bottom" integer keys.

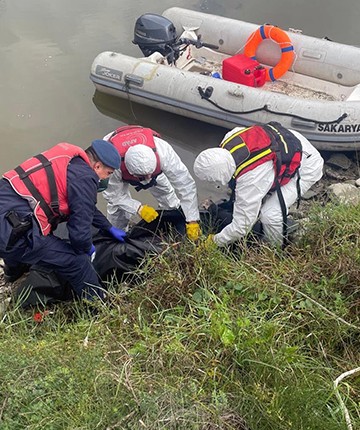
[{"left": 3, "top": 263, "right": 30, "bottom": 283}]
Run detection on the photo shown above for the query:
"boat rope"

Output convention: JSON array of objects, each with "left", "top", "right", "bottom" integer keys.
[
  {"left": 334, "top": 367, "right": 360, "bottom": 430},
  {"left": 197, "top": 86, "right": 348, "bottom": 125}
]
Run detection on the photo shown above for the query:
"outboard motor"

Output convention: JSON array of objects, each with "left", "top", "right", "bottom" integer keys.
[{"left": 133, "top": 13, "right": 178, "bottom": 58}]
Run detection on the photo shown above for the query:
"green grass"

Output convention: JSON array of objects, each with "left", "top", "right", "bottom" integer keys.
[{"left": 0, "top": 202, "right": 359, "bottom": 429}]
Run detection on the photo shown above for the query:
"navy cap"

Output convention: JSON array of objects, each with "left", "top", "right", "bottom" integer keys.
[{"left": 91, "top": 139, "right": 120, "bottom": 169}]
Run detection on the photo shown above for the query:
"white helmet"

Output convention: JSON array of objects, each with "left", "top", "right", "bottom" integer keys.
[
  {"left": 124, "top": 145, "right": 157, "bottom": 176},
  {"left": 193, "top": 148, "right": 236, "bottom": 185}
]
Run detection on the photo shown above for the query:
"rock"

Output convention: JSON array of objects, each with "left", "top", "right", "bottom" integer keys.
[
  {"left": 0, "top": 297, "right": 11, "bottom": 320},
  {"left": 301, "top": 189, "right": 319, "bottom": 200},
  {"left": 355, "top": 178, "right": 360, "bottom": 187},
  {"left": 325, "top": 166, "right": 348, "bottom": 181},
  {"left": 328, "top": 183, "right": 360, "bottom": 205},
  {"left": 344, "top": 179, "right": 357, "bottom": 186},
  {"left": 0, "top": 258, "right": 21, "bottom": 302},
  {"left": 326, "top": 153, "right": 353, "bottom": 170}
]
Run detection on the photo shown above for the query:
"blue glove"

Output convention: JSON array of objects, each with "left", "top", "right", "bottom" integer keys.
[
  {"left": 109, "top": 226, "right": 126, "bottom": 243},
  {"left": 87, "top": 244, "right": 96, "bottom": 262}
]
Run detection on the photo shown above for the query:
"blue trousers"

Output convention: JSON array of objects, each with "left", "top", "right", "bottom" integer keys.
[
  {"left": 0, "top": 179, "right": 103, "bottom": 300},
  {"left": 1, "top": 230, "right": 103, "bottom": 300}
]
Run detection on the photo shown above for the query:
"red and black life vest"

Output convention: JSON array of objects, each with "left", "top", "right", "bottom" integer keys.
[
  {"left": 223, "top": 122, "right": 303, "bottom": 248},
  {"left": 2, "top": 143, "right": 90, "bottom": 235},
  {"left": 222, "top": 122, "right": 302, "bottom": 191},
  {"left": 109, "top": 126, "right": 162, "bottom": 190}
]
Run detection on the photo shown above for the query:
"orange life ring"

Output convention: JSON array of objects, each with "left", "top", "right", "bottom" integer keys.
[{"left": 244, "top": 25, "right": 294, "bottom": 81}]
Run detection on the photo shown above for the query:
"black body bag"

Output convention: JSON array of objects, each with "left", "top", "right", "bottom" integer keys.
[{"left": 14, "top": 209, "right": 186, "bottom": 307}]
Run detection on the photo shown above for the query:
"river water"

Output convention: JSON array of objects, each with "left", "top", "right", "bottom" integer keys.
[{"left": 1, "top": 0, "right": 359, "bottom": 205}]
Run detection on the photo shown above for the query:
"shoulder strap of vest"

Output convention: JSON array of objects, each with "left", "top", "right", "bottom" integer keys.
[
  {"left": 133, "top": 176, "right": 158, "bottom": 191},
  {"left": 264, "top": 122, "right": 303, "bottom": 247},
  {"left": 262, "top": 123, "right": 283, "bottom": 175},
  {"left": 35, "top": 154, "right": 60, "bottom": 216},
  {"left": 221, "top": 128, "right": 250, "bottom": 178},
  {"left": 273, "top": 180, "right": 288, "bottom": 250},
  {"left": 14, "top": 154, "right": 59, "bottom": 227},
  {"left": 265, "top": 122, "right": 302, "bottom": 201},
  {"left": 222, "top": 127, "right": 274, "bottom": 179}
]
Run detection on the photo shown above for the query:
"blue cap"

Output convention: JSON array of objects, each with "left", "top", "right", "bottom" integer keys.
[{"left": 91, "top": 139, "right": 120, "bottom": 169}]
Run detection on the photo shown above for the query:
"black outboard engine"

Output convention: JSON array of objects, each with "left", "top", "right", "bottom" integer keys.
[{"left": 133, "top": 13, "right": 178, "bottom": 58}]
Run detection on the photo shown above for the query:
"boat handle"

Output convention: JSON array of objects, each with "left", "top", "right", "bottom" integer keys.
[
  {"left": 301, "top": 50, "right": 323, "bottom": 60},
  {"left": 124, "top": 74, "right": 144, "bottom": 87},
  {"left": 291, "top": 118, "right": 317, "bottom": 129}
]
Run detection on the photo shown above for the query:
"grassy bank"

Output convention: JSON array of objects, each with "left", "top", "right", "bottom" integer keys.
[{"left": 0, "top": 203, "right": 359, "bottom": 430}]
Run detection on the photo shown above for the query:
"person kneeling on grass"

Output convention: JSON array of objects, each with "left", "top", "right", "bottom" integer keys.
[
  {"left": 0, "top": 139, "right": 126, "bottom": 301},
  {"left": 101, "top": 125, "right": 201, "bottom": 241}
]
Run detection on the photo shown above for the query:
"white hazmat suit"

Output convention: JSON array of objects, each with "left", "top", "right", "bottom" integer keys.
[
  {"left": 103, "top": 132, "right": 200, "bottom": 230},
  {"left": 194, "top": 127, "right": 324, "bottom": 246}
]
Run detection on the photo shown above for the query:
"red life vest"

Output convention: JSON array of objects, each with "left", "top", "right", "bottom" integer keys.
[
  {"left": 221, "top": 122, "right": 302, "bottom": 190},
  {"left": 2, "top": 143, "right": 91, "bottom": 236},
  {"left": 223, "top": 122, "right": 303, "bottom": 248},
  {"left": 108, "top": 126, "right": 162, "bottom": 185}
]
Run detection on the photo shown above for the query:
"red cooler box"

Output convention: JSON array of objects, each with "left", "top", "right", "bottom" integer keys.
[{"left": 222, "top": 54, "right": 266, "bottom": 87}]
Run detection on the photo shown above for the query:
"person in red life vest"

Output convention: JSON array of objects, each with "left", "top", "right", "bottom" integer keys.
[
  {"left": 193, "top": 122, "right": 324, "bottom": 247},
  {"left": 0, "top": 139, "right": 126, "bottom": 301},
  {"left": 102, "top": 126, "right": 201, "bottom": 241}
]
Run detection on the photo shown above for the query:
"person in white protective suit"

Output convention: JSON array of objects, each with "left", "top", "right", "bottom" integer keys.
[
  {"left": 193, "top": 122, "right": 324, "bottom": 247},
  {"left": 102, "top": 126, "right": 201, "bottom": 241}
]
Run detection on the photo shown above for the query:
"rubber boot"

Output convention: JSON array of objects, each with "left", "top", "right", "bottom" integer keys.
[{"left": 3, "top": 263, "right": 30, "bottom": 283}]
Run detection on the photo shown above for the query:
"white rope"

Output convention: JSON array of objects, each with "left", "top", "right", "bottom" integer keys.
[
  {"left": 234, "top": 22, "right": 269, "bottom": 55},
  {"left": 266, "top": 25, "right": 297, "bottom": 74},
  {"left": 334, "top": 367, "right": 360, "bottom": 430},
  {"left": 289, "top": 49, "right": 298, "bottom": 74},
  {"left": 248, "top": 263, "right": 360, "bottom": 331}
]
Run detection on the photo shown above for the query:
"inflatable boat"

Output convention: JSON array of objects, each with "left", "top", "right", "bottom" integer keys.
[{"left": 90, "top": 7, "right": 360, "bottom": 151}]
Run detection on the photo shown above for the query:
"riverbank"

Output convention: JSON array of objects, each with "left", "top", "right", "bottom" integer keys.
[
  {"left": 1, "top": 150, "right": 360, "bottom": 298},
  {"left": 0, "top": 197, "right": 359, "bottom": 429}
]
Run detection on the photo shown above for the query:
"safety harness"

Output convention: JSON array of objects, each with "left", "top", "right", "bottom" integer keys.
[
  {"left": 3, "top": 143, "right": 90, "bottom": 235},
  {"left": 14, "top": 154, "right": 63, "bottom": 230}
]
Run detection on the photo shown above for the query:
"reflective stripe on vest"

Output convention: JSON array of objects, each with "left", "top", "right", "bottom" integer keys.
[
  {"left": 223, "top": 123, "right": 302, "bottom": 248},
  {"left": 267, "top": 123, "right": 288, "bottom": 153},
  {"left": 221, "top": 126, "right": 275, "bottom": 179},
  {"left": 262, "top": 122, "right": 302, "bottom": 189},
  {"left": 224, "top": 123, "right": 302, "bottom": 191}
]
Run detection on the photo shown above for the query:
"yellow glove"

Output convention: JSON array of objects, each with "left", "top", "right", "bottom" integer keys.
[
  {"left": 205, "top": 234, "right": 215, "bottom": 247},
  {"left": 138, "top": 205, "right": 159, "bottom": 223},
  {"left": 186, "top": 222, "right": 202, "bottom": 241}
]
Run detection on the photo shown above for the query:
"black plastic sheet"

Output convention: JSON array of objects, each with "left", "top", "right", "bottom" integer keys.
[{"left": 14, "top": 209, "right": 187, "bottom": 307}]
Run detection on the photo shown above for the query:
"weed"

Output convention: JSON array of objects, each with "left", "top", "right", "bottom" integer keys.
[{"left": 0, "top": 203, "right": 359, "bottom": 429}]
